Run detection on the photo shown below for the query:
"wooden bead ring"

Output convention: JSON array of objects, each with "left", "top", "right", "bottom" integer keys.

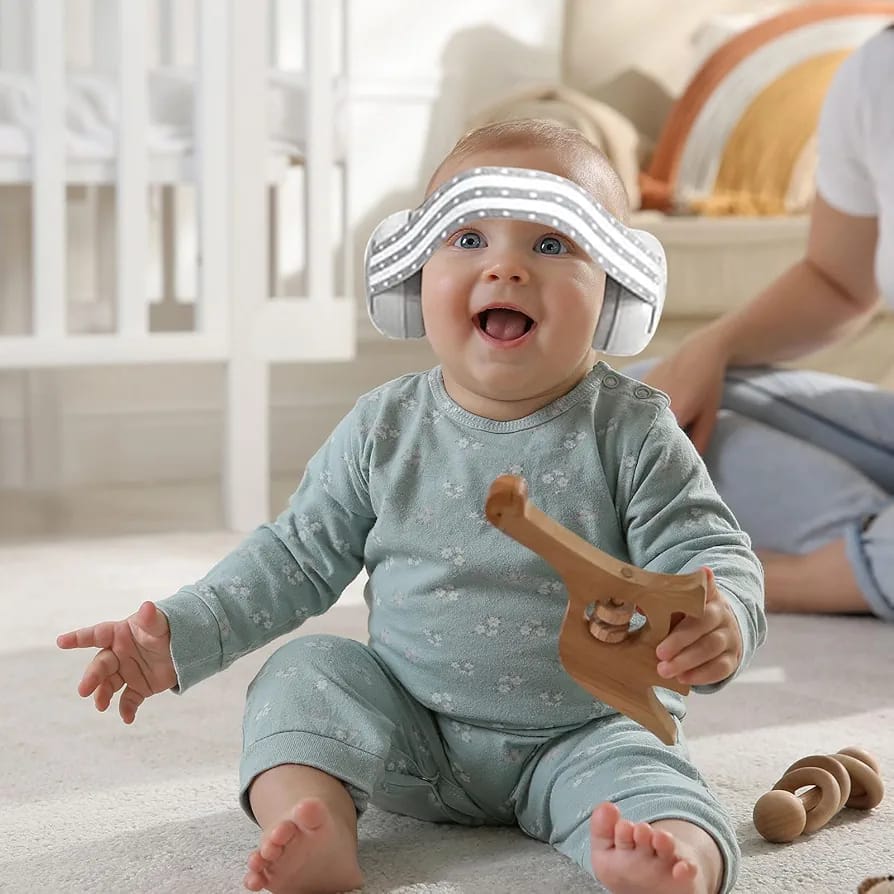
[
  {"left": 773, "top": 766, "right": 841, "bottom": 833},
  {"left": 835, "top": 753, "right": 885, "bottom": 809},
  {"left": 784, "top": 754, "right": 851, "bottom": 812}
]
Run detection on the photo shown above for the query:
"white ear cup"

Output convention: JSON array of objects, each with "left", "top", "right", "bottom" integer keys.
[
  {"left": 364, "top": 211, "right": 425, "bottom": 339},
  {"left": 593, "top": 229, "right": 666, "bottom": 355}
]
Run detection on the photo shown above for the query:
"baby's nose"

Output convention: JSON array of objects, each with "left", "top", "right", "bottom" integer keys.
[{"left": 482, "top": 257, "right": 530, "bottom": 284}]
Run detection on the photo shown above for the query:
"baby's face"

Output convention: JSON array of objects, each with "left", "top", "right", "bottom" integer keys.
[{"left": 421, "top": 145, "right": 608, "bottom": 418}]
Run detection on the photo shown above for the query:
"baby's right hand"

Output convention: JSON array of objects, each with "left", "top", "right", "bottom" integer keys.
[{"left": 56, "top": 601, "right": 177, "bottom": 724}]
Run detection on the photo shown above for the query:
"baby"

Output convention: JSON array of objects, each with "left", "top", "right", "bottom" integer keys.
[{"left": 58, "top": 120, "right": 765, "bottom": 894}]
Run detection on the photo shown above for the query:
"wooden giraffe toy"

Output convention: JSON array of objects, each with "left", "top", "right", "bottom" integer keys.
[{"left": 484, "top": 475, "right": 707, "bottom": 745}]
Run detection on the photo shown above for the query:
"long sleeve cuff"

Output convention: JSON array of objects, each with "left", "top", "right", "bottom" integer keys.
[{"left": 155, "top": 588, "right": 224, "bottom": 693}]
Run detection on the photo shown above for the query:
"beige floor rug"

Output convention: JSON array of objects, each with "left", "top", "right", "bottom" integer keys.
[{"left": 3, "top": 533, "right": 893, "bottom": 893}]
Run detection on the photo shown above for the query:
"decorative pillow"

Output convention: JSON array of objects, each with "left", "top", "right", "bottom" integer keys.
[{"left": 642, "top": 2, "right": 894, "bottom": 216}]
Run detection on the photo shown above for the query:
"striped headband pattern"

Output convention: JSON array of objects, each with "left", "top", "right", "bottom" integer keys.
[{"left": 366, "top": 167, "right": 665, "bottom": 307}]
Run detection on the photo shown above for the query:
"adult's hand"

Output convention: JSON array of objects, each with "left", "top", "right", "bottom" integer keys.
[{"left": 641, "top": 330, "right": 730, "bottom": 455}]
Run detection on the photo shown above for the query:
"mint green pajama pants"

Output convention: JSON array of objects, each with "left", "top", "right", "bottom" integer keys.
[{"left": 240, "top": 634, "right": 739, "bottom": 892}]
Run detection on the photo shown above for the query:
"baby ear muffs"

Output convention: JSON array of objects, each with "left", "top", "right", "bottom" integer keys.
[
  {"left": 364, "top": 211, "right": 425, "bottom": 340},
  {"left": 592, "top": 228, "right": 665, "bottom": 356},
  {"left": 364, "top": 213, "right": 666, "bottom": 357}
]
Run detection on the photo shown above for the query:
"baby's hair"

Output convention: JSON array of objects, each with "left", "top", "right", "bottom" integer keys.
[{"left": 428, "top": 118, "right": 630, "bottom": 221}]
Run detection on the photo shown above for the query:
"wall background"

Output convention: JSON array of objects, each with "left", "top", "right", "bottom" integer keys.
[{"left": 2, "top": 0, "right": 885, "bottom": 494}]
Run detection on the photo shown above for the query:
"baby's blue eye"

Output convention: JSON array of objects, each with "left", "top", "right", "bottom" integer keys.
[
  {"left": 453, "top": 231, "right": 484, "bottom": 249},
  {"left": 537, "top": 236, "right": 568, "bottom": 255}
]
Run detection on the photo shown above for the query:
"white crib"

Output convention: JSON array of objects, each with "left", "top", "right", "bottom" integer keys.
[{"left": 0, "top": 0, "right": 354, "bottom": 530}]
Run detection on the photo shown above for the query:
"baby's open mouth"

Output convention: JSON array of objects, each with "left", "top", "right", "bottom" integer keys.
[{"left": 476, "top": 308, "right": 535, "bottom": 341}]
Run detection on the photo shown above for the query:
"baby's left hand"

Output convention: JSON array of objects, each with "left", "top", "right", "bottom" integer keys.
[{"left": 655, "top": 567, "right": 742, "bottom": 686}]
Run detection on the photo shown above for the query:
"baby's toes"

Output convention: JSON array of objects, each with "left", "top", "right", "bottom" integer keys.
[
  {"left": 651, "top": 827, "right": 678, "bottom": 862},
  {"left": 246, "top": 850, "right": 269, "bottom": 875},
  {"left": 268, "top": 818, "right": 301, "bottom": 848},
  {"left": 590, "top": 802, "right": 620, "bottom": 853},
  {"left": 614, "top": 818, "right": 636, "bottom": 849},
  {"left": 671, "top": 858, "right": 698, "bottom": 883},
  {"left": 292, "top": 797, "right": 328, "bottom": 831},
  {"left": 259, "top": 836, "right": 286, "bottom": 862},
  {"left": 243, "top": 866, "right": 267, "bottom": 892},
  {"left": 632, "top": 822, "right": 656, "bottom": 855}
]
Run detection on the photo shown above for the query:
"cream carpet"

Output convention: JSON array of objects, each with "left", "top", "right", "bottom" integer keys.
[{"left": 3, "top": 532, "right": 893, "bottom": 894}]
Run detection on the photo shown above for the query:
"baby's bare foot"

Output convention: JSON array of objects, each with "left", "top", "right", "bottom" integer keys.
[
  {"left": 590, "top": 803, "right": 712, "bottom": 894},
  {"left": 244, "top": 797, "right": 363, "bottom": 894}
]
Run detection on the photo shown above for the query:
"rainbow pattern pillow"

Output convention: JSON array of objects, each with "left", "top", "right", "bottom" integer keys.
[{"left": 641, "top": 3, "right": 894, "bottom": 216}]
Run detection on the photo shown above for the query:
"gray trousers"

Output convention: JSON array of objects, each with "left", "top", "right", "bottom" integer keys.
[{"left": 625, "top": 362, "right": 894, "bottom": 620}]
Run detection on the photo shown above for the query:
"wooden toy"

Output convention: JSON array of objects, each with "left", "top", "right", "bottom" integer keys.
[
  {"left": 859, "top": 876, "right": 894, "bottom": 894},
  {"left": 484, "top": 474, "right": 707, "bottom": 746},
  {"left": 753, "top": 747, "right": 885, "bottom": 843}
]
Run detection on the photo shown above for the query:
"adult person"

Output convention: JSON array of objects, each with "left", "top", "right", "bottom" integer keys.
[{"left": 635, "top": 25, "right": 894, "bottom": 620}]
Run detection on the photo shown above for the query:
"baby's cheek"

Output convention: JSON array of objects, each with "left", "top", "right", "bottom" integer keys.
[{"left": 421, "top": 268, "right": 458, "bottom": 311}]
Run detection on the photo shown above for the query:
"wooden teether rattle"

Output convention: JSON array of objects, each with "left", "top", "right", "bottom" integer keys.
[
  {"left": 753, "top": 746, "right": 885, "bottom": 843},
  {"left": 859, "top": 876, "right": 894, "bottom": 894},
  {"left": 484, "top": 475, "right": 707, "bottom": 745}
]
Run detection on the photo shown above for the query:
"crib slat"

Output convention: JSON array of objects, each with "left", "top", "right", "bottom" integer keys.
[
  {"left": 66, "top": 0, "right": 93, "bottom": 69},
  {"left": 1, "top": 0, "right": 28, "bottom": 71},
  {"left": 91, "top": 0, "right": 117, "bottom": 70},
  {"left": 32, "top": 0, "right": 66, "bottom": 337},
  {"left": 117, "top": 0, "right": 149, "bottom": 336},
  {"left": 196, "top": 0, "right": 229, "bottom": 336},
  {"left": 270, "top": 0, "right": 304, "bottom": 68},
  {"left": 305, "top": 0, "right": 335, "bottom": 304},
  {"left": 160, "top": 0, "right": 195, "bottom": 66},
  {"left": 0, "top": 333, "right": 228, "bottom": 367},
  {"left": 225, "top": 0, "right": 270, "bottom": 530}
]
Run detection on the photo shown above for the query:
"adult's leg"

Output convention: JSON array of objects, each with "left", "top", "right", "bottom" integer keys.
[
  {"left": 705, "top": 411, "right": 894, "bottom": 616},
  {"left": 720, "top": 369, "right": 894, "bottom": 616},
  {"left": 719, "top": 367, "right": 894, "bottom": 491},
  {"left": 625, "top": 360, "right": 894, "bottom": 491},
  {"left": 626, "top": 360, "right": 894, "bottom": 617}
]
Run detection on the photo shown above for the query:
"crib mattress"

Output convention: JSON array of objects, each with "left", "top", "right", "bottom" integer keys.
[{"left": 0, "top": 67, "right": 345, "bottom": 184}]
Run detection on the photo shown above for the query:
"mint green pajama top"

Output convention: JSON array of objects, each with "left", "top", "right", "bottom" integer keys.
[{"left": 158, "top": 363, "right": 766, "bottom": 728}]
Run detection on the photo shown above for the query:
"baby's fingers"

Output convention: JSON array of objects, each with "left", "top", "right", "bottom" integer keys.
[
  {"left": 673, "top": 654, "right": 739, "bottom": 687},
  {"left": 78, "top": 648, "right": 120, "bottom": 698},
  {"left": 655, "top": 568, "right": 719, "bottom": 663},
  {"left": 93, "top": 672, "right": 125, "bottom": 712},
  {"left": 119, "top": 686, "right": 146, "bottom": 724},
  {"left": 656, "top": 630, "right": 728, "bottom": 681},
  {"left": 57, "top": 620, "right": 116, "bottom": 651}
]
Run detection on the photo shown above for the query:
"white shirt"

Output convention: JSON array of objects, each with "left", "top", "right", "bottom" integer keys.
[{"left": 816, "top": 26, "right": 894, "bottom": 305}]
